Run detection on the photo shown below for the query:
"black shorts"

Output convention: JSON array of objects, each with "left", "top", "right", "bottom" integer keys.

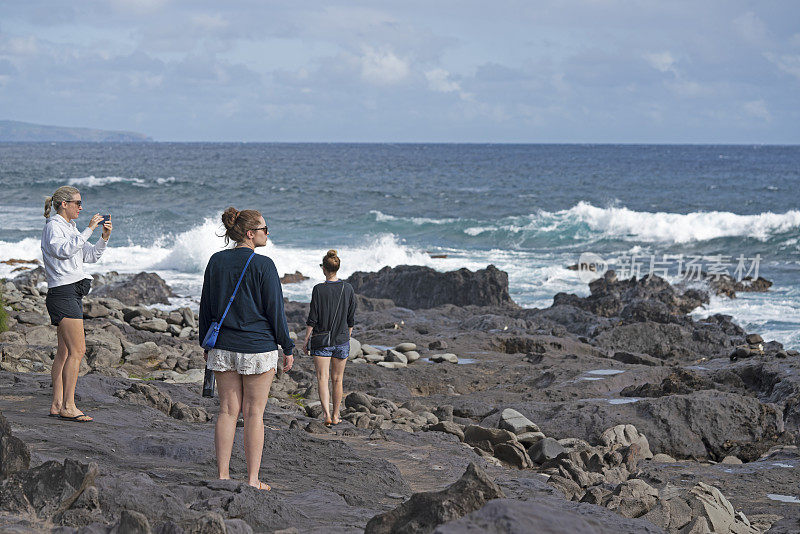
[{"left": 45, "top": 279, "right": 91, "bottom": 326}]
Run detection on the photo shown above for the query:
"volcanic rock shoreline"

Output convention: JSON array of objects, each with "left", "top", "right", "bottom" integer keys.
[{"left": 1, "top": 264, "right": 799, "bottom": 533}]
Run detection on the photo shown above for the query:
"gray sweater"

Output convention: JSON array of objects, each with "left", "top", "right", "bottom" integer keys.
[{"left": 306, "top": 280, "right": 356, "bottom": 346}]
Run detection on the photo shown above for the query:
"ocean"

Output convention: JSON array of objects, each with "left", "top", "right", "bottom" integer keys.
[{"left": 1, "top": 143, "right": 798, "bottom": 349}]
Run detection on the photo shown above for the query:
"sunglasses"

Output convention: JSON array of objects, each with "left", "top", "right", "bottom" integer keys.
[
  {"left": 251, "top": 226, "right": 268, "bottom": 233},
  {"left": 65, "top": 200, "right": 82, "bottom": 207}
]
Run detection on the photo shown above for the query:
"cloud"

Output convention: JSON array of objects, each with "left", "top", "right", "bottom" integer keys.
[
  {"left": 765, "top": 53, "right": 800, "bottom": 81},
  {"left": 191, "top": 13, "right": 229, "bottom": 31},
  {"left": 425, "top": 68, "right": 460, "bottom": 93},
  {"left": 644, "top": 52, "right": 677, "bottom": 74},
  {"left": 733, "top": 12, "right": 769, "bottom": 45},
  {"left": 359, "top": 47, "right": 409, "bottom": 86},
  {"left": 1, "top": 1, "right": 798, "bottom": 142},
  {"left": 743, "top": 99, "right": 771, "bottom": 121}
]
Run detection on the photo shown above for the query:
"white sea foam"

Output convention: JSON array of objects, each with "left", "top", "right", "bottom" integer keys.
[
  {"left": 566, "top": 202, "right": 800, "bottom": 243},
  {"left": 68, "top": 176, "right": 146, "bottom": 187},
  {"left": 462, "top": 202, "right": 800, "bottom": 244},
  {"left": 370, "top": 210, "right": 456, "bottom": 226},
  {"left": 691, "top": 291, "right": 800, "bottom": 349}
]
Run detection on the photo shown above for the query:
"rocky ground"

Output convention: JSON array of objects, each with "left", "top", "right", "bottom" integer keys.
[{"left": 0, "top": 264, "right": 798, "bottom": 533}]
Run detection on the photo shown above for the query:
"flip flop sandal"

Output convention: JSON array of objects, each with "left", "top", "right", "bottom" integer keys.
[{"left": 59, "top": 414, "right": 93, "bottom": 422}]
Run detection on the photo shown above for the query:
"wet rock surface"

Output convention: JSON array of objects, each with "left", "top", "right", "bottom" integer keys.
[{"left": 0, "top": 266, "right": 797, "bottom": 532}]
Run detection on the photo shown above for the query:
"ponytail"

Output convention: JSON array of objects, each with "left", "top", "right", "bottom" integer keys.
[{"left": 45, "top": 185, "right": 80, "bottom": 218}]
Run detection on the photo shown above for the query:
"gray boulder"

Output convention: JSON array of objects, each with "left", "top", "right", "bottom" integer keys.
[
  {"left": 529, "top": 437, "right": 565, "bottom": 464},
  {"left": 498, "top": 408, "right": 540, "bottom": 435},
  {"left": 92, "top": 272, "right": 176, "bottom": 306}
]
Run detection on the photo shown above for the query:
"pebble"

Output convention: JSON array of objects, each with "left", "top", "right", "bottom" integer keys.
[{"left": 431, "top": 353, "right": 458, "bottom": 363}]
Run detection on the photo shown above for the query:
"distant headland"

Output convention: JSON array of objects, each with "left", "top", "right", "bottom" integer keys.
[{"left": 0, "top": 120, "right": 152, "bottom": 142}]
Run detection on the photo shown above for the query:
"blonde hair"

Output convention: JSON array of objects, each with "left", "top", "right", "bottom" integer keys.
[
  {"left": 44, "top": 186, "right": 80, "bottom": 218},
  {"left": 221, "top": 206, "right": 263, "bottom": 246},
  {"left": 322, "top": 249, "right": 340, "bottom": 272}
]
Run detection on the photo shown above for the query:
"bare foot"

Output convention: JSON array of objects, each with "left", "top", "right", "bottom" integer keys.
[
  {"left": 331, "top": 417, "right": 341, "bottom": 425},
  {"left": 323, "top": 417, "right": 333, "bottom": 426},
  {"left": 249, "top": 481, "right": 271, "bottom": 491}
]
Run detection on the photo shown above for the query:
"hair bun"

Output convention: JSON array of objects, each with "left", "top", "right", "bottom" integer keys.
[
  {"left": 221, "top": 206, "right": 240, "bottom": 229},
  {"left": 326, "top": 249, "right": 338, "bottom": 257}
]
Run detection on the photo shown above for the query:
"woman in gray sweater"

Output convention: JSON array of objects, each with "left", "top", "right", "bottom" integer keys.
[{"left": 302, "top": 250, "right": 356, "bottom": 426}]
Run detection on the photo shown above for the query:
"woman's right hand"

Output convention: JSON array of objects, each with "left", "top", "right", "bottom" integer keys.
[
  {"left": 87, "top": 213, "right": 104, "bottom": 230},
  {"left": 302, "top": 339, "right": 309, "bottom": 355}
]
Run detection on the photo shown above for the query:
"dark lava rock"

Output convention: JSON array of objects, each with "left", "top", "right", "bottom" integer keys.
[
  {"left": 114, "top": 509, "right": 152, "bottom": 533},
  {"left": 115, "top": 383, "right": 173, "bottom": 415},
  {"left": 529, "top": 438, "right": 565, "bottom": 464},
  {"left": 280, "top": 271, "right": 309, "bottom": 284},
  {"left": 746, "top": 333, "right": 764, "bottom": 345},
  {"left": 114, "top": 383, "right": 210, "bottom": 423},
  {"left": 169, "top": 402, "right": 212, "bottom": 423},
  {"left": 0, "top": 458, "right": 98, "bottom": 519},
  {"left": 347, "top": 265, "right": 514, "bottom": 309},
  {"left": 364, "top": 462, "right": 505, "bottom": 534},
  {"left": 612, "top": 351, "right": 663, "bottom": 367},
  {"left": 707, "top": 274, "right": 772, "bottom": 298},
  {"left": 620, "top": 368, "right": 715, "bottom": 398},
  {"left": 463, "top": 425, "right": 517, "bottom": 452},
  {"left": 0, "top": 411, "right": 30, "bottom": 479},
  {"left": 304, "top": 421, "right": 334, "bottom": 434},
  {"left": 92, "top": 272, "right": 176, "bottom": 306},
  {"left": 427, "top": 422, "right": 465, "bottom": 442},
  {"left": 433, "top": 498, "right": 665, "bottom": 534},
  {"left": 494, "top": 442, "right": 533, "bottom": 469},
  {"left": 355, "top": 294, "right": 397, "bottom": 312},
  {"left": 530, "top": 390, "right": 785, "bottom": 461},
  {"left": 594, "top": 321, "right": 731, "bottom": 361},
  {"left": 552, "top": 271, "right": 707, "bottom": 318}
]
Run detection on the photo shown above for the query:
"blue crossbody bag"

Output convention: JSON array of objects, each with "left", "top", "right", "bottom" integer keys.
[{"left": 201, "top": 251, "right": 256, "bottom": 350}]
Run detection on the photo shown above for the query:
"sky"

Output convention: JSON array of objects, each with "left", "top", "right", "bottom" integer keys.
[{"left": 0, "top": 1, "right": 799, "bottom": 143}]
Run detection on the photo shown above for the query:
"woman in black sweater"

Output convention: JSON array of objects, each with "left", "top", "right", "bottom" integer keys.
[
  {"left": 199, "top": 207, "right": 294, "bottom": 491},
  {"left": 302, "top": 250, "right": 356, "bottom": 426}
]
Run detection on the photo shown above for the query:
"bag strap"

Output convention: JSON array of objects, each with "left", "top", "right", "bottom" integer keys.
[
  {"left": 326, "top": 281, "right": 346, "bottom": 333},
  {"left": 218, "top": 251, "right": 256, "bottom": 326}
]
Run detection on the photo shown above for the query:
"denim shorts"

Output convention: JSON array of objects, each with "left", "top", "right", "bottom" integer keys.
[{"left": 310, "top": 341, "right": 350, "bottom": 359}]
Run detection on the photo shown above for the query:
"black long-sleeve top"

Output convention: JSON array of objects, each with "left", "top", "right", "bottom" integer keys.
[
  {"left": 306, "top": 280, "right": 356, "bottom": 346},
  {"left": 199, "top": 247, "right": 295, "bottom": 355}
]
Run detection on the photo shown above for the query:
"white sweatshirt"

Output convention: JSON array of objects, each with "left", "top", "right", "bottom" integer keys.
[{"left": 40, "top": 214, "right": 107, "bottom": 289}]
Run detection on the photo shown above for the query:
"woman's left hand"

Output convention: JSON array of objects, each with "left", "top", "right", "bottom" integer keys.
[
  {"left": 101, "top": 220, "right": 113, "bottom": 241},
  {"left": 283, "top": 353, "right": 294, "bottom": 372}
]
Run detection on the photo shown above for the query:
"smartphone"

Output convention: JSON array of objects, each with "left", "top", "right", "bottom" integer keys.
[{"left": 101, "top": 214, "right": 111, "bottom": 224}]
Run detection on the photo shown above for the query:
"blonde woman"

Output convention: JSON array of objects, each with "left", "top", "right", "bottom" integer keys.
[
  {"left": 302, "top": 250, "right": 356, "bottom": 426},
  {"left": 199, "top": 207, "right": 294, "bottom": 490},
  {"left": 41, "top": 185, "right": 112, "bottom": 422}
]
